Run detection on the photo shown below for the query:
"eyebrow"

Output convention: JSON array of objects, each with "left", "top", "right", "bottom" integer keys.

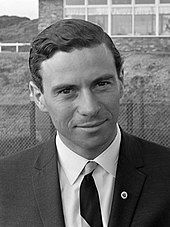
[
  {"left": 92, "top": 74, "right": 115, "bottom": 85},
  {"left": 51, "top": 84, "right": 76, "bottom": 94},
  {"left": 51, "top": 74, "right": 115, "bottom": 94}
]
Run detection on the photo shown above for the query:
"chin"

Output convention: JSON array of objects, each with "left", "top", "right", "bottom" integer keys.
[{"left": 75, "top": 134, "right": 111, "bottom": 150}]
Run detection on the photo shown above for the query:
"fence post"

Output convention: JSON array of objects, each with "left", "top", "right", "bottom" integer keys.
[
  {"left": 139, "top": 78, "right": 145, "bottom": 138},
  {"left": 29, "top": 101, "right": 36, "bottom": 145},
  {"left": 16, "top": 43, "right": 19, "bottom": 52},
  {"left": 126, "top": 100, "right": 133, "bottom": 134}
]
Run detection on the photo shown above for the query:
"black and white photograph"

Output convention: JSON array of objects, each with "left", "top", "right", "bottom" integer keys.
[{"left": 0, "top": 0, "right": 170, "bottom": 226}]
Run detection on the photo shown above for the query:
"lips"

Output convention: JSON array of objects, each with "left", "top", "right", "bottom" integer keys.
[{"left": 76, "top": 119, "right": 107, "bottom": 128}]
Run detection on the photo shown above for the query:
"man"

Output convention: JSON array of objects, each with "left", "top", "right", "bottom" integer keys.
[{"left": 0, "top": 19, "right": 169, "bottom": 227}]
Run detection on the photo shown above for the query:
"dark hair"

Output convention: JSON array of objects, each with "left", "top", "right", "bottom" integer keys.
[{"left": 29, "top": 19, "right": 123, "bottom": 93}]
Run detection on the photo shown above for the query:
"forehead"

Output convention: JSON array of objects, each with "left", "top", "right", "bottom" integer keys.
[
  {"left": 40, "top": 44, "right": 117, "bottom": 85},
  {"left": 42, "top": 44, "right": 115, "bottom": 68}
]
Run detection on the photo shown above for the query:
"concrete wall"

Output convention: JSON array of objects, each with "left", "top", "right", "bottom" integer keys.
[
  {"left": 113, "top": 37, "right": 170, "bottom": 54},
  {"left": 39, "top": 0, "right": 63, "bottom": 31}
]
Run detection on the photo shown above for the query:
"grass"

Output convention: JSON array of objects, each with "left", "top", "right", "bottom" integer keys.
[
  {"left": 0, "top": 52, "right": 30, "bottom": 104},
  {"left": 122, "top": 52, "right": 170, "bottom": 103},
  {"left": 0, "top": 52, "right": 169, "bottom": 104}
]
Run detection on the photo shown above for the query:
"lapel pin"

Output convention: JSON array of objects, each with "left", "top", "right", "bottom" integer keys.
[{"left": 121, "top": 191, "right": 128, "bottom": 199}]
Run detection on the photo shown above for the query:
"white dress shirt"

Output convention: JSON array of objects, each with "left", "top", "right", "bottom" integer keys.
[{"left": 56, "top": 125, "right": 121, "bottom": 227}]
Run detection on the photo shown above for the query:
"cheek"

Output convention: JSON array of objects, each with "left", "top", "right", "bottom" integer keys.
[
  {"left": 101, "top": 93, "right": 120, "bottom": 118},
  {"left": 99, "top": 91, "right": 120, "bottom": 107},
  {"left": 47, "top": 103, "right": 75, "bottom": 128}
]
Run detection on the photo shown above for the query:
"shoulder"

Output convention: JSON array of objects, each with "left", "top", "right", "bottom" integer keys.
[
  {"left": 122, "top": 130, "right": 169, "bottom": 154},
  {"left": 122, "top": 130, "right": 170, "bottom": 171},
  {"left": 133, "top": 134, "right": 169, "bottom": 159},
  {"left": 0, "top": 137, "right": 57, "bottom": 204},
  {"left": 0, "top": 137, "right": 56, "bottom": 174}
]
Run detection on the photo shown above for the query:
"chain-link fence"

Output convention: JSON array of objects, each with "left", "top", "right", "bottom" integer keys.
[
  {"left": 0, "top": 99, "right": 169, "bottom": 158},
  {"left": 0, "top": 52, "right": 169, "bottom": 157}
]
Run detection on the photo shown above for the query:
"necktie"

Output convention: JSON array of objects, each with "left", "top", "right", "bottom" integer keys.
[{"left": 80, "top": 161, "right": 103, "bottom": 227}]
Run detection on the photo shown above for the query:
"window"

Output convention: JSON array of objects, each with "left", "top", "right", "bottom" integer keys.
[
  {"left": 135, "top": 0, "right": 155, "bottom": 4},
  {"left": 111, "top": 7, "right": 132, "bottom": 35},
  {"left": 65, "top": 0, "right": 84, "bottom": 5},
  {"left": 88, "top": 0, "right": 107, "bottom": 4},
  {"left": 88, "top": 15, "right": 108, "bottom": 31},
  {"left": 88, "top": 8, "right": 108, "bottom": 32},
  {"left": 65, "top": 8, "right": 85, "bottom": 20},
  {"left": 65, "top": 14, "right": 86, "bottom": 20},
  {"left": 64, "top": 0, "right": 170, "bottom": 36},
  {"left": 134, "top": 15, "right": 156, "bottom": 35},
  {"left": 112, "top": 15, "right": 132, "bottom": 35},
  {"left": 159, "top": 14, "right": 170, "bottom": 35},
  {"left": 112, "top": 0, "right": 131, "bottom": 4},
  {"left": 160, "top": 0, "right": 170, "bottom": 3}
]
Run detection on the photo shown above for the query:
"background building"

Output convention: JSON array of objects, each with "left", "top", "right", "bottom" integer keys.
[
  {"left": 39, "top": 1, "right": 170, "bottom": 35},
  {"left": 64, "top": 0, "right": 170, "bottom": 37},
  {"left": 39, "top": 0, "right": 170, "bottom": 52}
]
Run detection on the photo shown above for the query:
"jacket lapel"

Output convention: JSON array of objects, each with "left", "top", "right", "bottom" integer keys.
[
  {"left": 109, "top": 131, "right": 147, "bottom": 227},
  {"left": 32, "top": 138, "right": 65, "bottom": 227},
  {"left": 32, "top": 131, "right": 146, "bottom": 226}
]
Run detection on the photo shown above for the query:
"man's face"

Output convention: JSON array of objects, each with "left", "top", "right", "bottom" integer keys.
[{"left": 31, "top": 44, "right": 123, "bottom": 158}]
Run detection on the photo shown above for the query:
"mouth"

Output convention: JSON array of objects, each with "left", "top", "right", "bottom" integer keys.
[{"left": 76, "top": 119, "right": 107, "bottom": 129}]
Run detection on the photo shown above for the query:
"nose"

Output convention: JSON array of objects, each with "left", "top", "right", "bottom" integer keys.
[{"left": 77, "top": 90, "right": 101, "bottom": 117}]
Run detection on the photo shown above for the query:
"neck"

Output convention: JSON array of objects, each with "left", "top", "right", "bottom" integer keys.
[{"left": 58, "top": 128, "right": 117, "bottom": 160}]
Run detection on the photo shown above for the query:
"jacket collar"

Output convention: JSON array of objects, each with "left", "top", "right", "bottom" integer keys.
[
  {"left": 32, "top": 137, "right": 65, "bottom": 227},
  {"left": 33, "top": 138, "right": 56, "bottom": 170},
  {"left": 109, "top": 130, "right": 146, "bottom": 226},
  {"left": 119, "top": 129, "right": 144, "bottom": 168}
]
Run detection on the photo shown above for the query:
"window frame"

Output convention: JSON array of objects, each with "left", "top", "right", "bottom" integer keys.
[{"left": 63, "top": 0, "right": 170, "bottom": 37}]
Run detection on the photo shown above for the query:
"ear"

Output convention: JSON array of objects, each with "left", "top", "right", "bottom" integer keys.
[
  {"left": 119, "top": 80, "right": 124, "bottom": 99},
  {"left": 29, "top": 81, "right": 47, "bottom": 112},
  {"left": 119, "top": 68, "right": 124, "bottom": 99}
]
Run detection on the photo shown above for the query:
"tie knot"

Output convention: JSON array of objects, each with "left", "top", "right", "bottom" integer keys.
[{"left": 84, "top": 161, "right": 97, "bottom": 175}]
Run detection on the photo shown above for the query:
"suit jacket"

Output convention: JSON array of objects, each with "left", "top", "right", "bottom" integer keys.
[{"left": 0, "top": 130, "right": 170, "bottom": 227}]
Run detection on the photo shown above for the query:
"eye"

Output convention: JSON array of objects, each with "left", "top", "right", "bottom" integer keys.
[
  {"left": 95, "top": 81, "right": 112, "bottom": 89},
  {"left": 57, "top": 86, "right": 77, "bottom": 98},
  {"left": 59, "top": 88, "right": 73, "bottom": 94},
  {"left": 96, "top": 81, "right": 110, "bottom": 87},
  {"left": 93, "top": 80, "right": 113, "bottom": 92}
]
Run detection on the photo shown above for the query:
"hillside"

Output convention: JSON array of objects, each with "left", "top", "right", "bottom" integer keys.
[
  {"left": 0, "top": 52, "right": 169, "bottom": 105},
  {"left": 0, "top": 15, "right": 38, "bottom": 43}
]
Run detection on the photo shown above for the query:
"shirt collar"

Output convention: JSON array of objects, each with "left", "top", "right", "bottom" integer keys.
[
  {"left": 56, "top": 124, "right": 121, "bottom": 185},
  {"left": 94, "top": 124, "right": 121, "bottom": 176}
]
